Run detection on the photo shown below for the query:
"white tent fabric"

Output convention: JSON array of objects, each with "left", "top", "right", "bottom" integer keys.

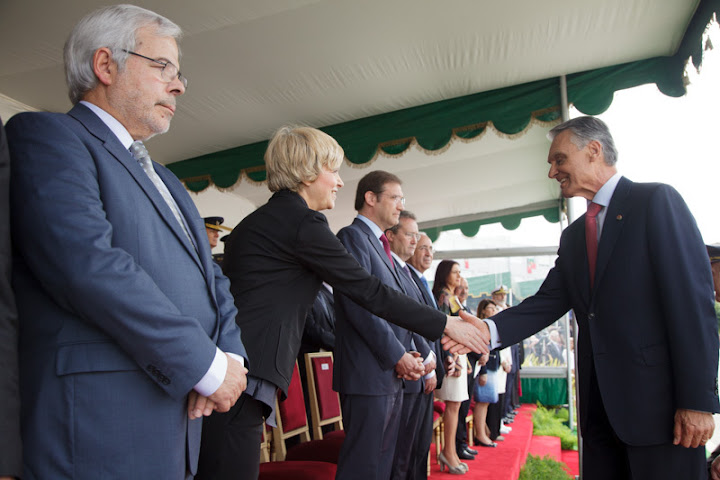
[{"left": 0, "top": 0, "right": 702, "bottom": 236}]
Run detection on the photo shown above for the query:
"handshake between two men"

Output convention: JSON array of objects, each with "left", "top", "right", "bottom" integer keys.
[{"left": 395, "top": 309, "right": 492, "bottom": 382}]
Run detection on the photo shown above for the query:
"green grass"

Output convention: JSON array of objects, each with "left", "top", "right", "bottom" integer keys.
[
  {"left": 519, "top": 454, "right": 572, "bottom": 480},
  {"left": 532, "top": 404, "right": 578, "bottom": 451}
]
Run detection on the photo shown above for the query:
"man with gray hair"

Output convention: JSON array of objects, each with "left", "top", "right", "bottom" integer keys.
[
  {"left": 477, "top": 116, "right": 719, "bottom": 479},
  {"left": 5, "top": 5, "right": 247, "bottom": 479}
]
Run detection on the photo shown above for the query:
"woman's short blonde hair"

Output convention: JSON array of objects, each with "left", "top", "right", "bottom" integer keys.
[{"left": 265, "top": 126, "right": 345, "bottom": 192}]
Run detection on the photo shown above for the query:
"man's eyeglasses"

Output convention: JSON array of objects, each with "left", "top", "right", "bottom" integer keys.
[
  {"left": 377, "top": 192, "right": 406, "bottom": 206},
  {"left": 404, "top": 232, "right": 422, "bottom": 241},
  {"left": 122, "top": 50, "right": 188, "bottom": 89},
  {"left": 417, "top": 245, "right": 434, "bottom": 254}
]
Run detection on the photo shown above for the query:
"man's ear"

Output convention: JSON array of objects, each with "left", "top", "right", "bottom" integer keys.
[
  {"left": 93, "top": 47, "right": 115, "bottom": 86},
  {"left": 586, "top": 139, "right": 603, "bottom": 161},
  {"left": 364, "top": 190, "right": 377, "bottom": 207}
]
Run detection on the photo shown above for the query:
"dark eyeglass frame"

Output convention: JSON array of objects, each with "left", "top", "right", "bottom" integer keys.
[{"left": 122, "top": 49, "right": 188, "bottom": 88}]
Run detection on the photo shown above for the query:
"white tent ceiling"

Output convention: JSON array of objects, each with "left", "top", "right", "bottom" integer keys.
[{"left": 0, "top": 0, "right": 705, "bottom": 237}]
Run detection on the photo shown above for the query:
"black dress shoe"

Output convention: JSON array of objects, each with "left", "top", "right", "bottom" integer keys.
[
  {"left": 458, "top": 449, "right": 476, "bottom": 460},
  {"left": 464, "top": 446, "right": 478, "bottom": 455}
]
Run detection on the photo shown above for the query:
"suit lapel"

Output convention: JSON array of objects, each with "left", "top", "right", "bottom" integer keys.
[
  {"left": 568, "top": 218, "right": 592, "bottom": 306},
  {"left": 156, "top": 166, "right": 208, "bottom": 274},
  {"left": 594, "top": 177, "right": 632, "bottom": 291},
  {"left": 68, "top": 104, "right": 204, "bottom": 273},
  {"left": 409, "top": 268, "right": 435, "bottom": 307},
  {"left": 353, "top": 218, "right": 403, "bottom": 286}
]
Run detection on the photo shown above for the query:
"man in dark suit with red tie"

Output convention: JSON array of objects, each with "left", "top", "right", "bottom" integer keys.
[
  {"left": 478, "top": 116, "right": 719, "bottom": 479},
  {"left": 333, "top": 171, "right": 426, "bottom": 480}
]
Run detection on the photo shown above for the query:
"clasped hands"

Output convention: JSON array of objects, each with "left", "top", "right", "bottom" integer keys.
[
  {"left": 395, "top": 351, "right": 425, "bottom": 381},
  {"left": 188, "top": 354, "right": 248, "bottom": 419},
  {"left": 440, "top": 310, "right": 491, "bottom": 355}
]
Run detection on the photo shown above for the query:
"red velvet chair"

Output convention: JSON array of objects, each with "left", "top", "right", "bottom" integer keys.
[
  {"left": 304, "top": 352, "right": 344, "bottom": 440},
  {"left": 273, "top": 361, "right": 344, "bottom": 463},
  {"left": 259, "top": 460, "right": 337, "bottom": 480},
  {"left": 260, "top": 423, "right": 271, "bottom": 463},
  {"left": 272, "top": 361, "right": 313, "bottom": 460},
  {"left": 432, "top": 410, "right": 442, "bottom": 470}
]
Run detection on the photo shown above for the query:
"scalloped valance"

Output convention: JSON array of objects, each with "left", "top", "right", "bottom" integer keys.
[{"left": 168, "top": 0, "right": 718, "bottom": 193}]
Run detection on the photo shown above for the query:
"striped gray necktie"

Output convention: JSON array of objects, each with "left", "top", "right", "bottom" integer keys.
[{"left": 129, "top": 141, "right": 195, "bottom": 247}]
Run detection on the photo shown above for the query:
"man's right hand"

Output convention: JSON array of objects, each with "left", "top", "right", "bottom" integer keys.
[
  {"left": 208, "top": 354, "right": 248, "bottom": 412},
  {"left": 395, "top": 351, "right": 424, "bottom": 381},
  {"left": 441, "top": 311, "right": 491, "bottom": 355}
]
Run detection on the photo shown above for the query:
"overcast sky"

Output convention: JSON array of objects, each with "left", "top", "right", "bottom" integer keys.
[{"left": 591, "top": 23, "right": 720, "bottom": 244}]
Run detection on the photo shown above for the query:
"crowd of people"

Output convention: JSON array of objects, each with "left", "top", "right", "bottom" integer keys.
[{"left": 1, "top": 4, "right": 720, "bottom": 480}]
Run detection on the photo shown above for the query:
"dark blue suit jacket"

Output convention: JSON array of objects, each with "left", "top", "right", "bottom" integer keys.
[
  {"left": 0, "top": 117, "right": 20, "bottom": 478},
  {"left": 408, "top": 266, "right": 446, "bottom": 388},
  {"left": 395, "top": 262, "right": 433, "bottom": 394},
  {"left": 493, "top": 177, "right": 719, "bottom": 445},
  {"left": 6, "top": 104, "right": 246, "bottom": 479},
  {"left": 333, "top": 218, "right": 413, "bottom": 395}
]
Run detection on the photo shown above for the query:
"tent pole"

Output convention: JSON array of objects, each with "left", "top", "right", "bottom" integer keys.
[
  {"left": 560, "top": 74, "right": 570, "bottom": 122},
  {"left": 560, "top": 74, "right": 582, "bottom": 479}
]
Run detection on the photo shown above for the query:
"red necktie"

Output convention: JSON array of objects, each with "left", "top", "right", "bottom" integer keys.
[
  {"left": 379, "top": 233, "right": 393, "bottom": 263},
  {"left": 585, "top": 202, "right": 602, "bottom": 287}
]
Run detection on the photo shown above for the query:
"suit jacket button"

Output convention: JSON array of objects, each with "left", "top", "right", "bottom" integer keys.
[{"left": 588, "top": 313, "right": 595, "bottom": 321}]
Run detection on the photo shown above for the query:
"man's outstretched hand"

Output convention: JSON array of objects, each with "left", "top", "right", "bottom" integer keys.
[{"left": 441, "top": 311, "right": 491, "bottom": 355}]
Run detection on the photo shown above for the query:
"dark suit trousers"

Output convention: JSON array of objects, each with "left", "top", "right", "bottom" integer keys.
[
  {"left": 408, "top": 393, "right": 435, "bottom": 480},
  {"left": 503, "top": 371, "right": 517, "bottom": 416},
  {"left": 487, "top": 394, "right": 504, "bottom": 441},
  {"left": 583, "top": 362, "right": 706, "bottom": 480},
  {"left": 391, "top": 391, "right": 424, "bottom": 480},
  {"left": 337, "top": 391, "right": 404, "bottom": 480},
  {"left": 455, "top": 399, "right": 471, "bottom": 449},
  {"left": 196, "top": 393, "right": 265, "bottom": 480}
]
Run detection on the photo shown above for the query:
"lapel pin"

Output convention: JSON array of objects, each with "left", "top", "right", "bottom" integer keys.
[{"left": 616, "top": 214, "right": 623, "bottom": 221}]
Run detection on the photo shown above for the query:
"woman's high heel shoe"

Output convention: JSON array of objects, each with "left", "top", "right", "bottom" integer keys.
[{"left": 438, "top": 451, "right": 467, "bottom": 475}]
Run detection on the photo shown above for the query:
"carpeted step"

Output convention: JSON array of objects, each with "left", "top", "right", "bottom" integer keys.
[
  {"left": 528, "top": 435, "right": 562, "bottom": 462},
  {"left": 429, "top": 404, "right": 536, "bottom": 479}
]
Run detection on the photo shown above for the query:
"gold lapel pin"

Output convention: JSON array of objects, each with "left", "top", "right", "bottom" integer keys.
[{"left": 616, "top": 215, "right": 623, "bottom": 221}]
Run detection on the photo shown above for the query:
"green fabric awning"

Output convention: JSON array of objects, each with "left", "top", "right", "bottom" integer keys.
[
  {"left": 168, "top": 0, "right": 718, "bottom": 192},
  {"left": 424, "top": 204, "right": 561, "bottom": 242}
]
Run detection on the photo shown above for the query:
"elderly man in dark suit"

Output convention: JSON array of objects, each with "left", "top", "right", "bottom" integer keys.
[
  {"left": 477, "top": 116, "right": 719, "bottom": 480},
  {"left": 386, "top": 210, "right": 437, "bottom": 479},
  {"left": 334, "top": 171, "right": 427, "bottom": 480},
  {"left": 0, "top": 116, "right": 21, "bottom": 480},
  {"left": 407, "top": 232, "right": 448, "bottom": 480},
  {"left": 6, "top": 6, "right": 248, "bottom": 479}
]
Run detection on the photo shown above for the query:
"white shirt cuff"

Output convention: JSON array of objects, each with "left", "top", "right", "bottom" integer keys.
[
  {"left": 194, "top": 348, "right": 245, "bottom": 397},
  {"left": 423, "top": 350, "right": 436, "bottom": 365},
  {"left": 423, "top": 350, "right": 437, "bottom": 379},
  {"left": 483, "top": 319, "right": 502, "bottom": 350}
]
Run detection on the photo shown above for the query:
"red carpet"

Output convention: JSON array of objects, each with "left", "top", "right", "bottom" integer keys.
[
  {"left": 429, "top": 404, "right": 580, "bottom": 479},
  {"left": 429, "top": 404, "right": 534, "bottom": 480},
  {"left": 560, "top": 449, "right": 579, "bottom": 477}
]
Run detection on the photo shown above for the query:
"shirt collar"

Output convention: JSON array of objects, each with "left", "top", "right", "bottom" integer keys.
[
  {"left": 391, "top": 251, "right": 406, "bottom": 268},
  {"left": 407, "top": 263, "right": 423, "bottom": 277},
  {"left": 591, "top": 171, "right": 622, "bottom": 208},
  {"left": 79, "top": 101, "right": 134, "bottom": 149},
  {"left": 357, "top": 214, "right": 385, "bottom": 241}
]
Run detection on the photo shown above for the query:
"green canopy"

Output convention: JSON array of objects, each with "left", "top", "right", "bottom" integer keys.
[{"left": 168, "top": 0, "right": 718, "bottom": 193}]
